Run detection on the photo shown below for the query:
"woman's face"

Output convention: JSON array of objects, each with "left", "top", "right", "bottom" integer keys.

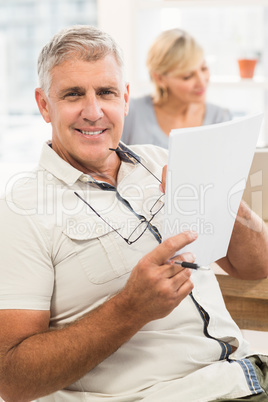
[{"left": 160, "top": 60, "right": 210, "bottom": 105}]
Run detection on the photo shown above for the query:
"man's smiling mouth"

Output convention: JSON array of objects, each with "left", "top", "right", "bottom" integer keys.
[{"left": 77, "top": 129, "right": 106, "bottom": 136}]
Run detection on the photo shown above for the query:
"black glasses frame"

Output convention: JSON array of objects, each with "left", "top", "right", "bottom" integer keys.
[
  {"left": 74, "top": 192, "right": 164, "bottom": 245},
  {"left": 74, "top": 148, "right": 164, "bottom": 245}
]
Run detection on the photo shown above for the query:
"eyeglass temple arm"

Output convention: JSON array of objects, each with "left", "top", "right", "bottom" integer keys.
[
  {"left": 109, "top": 148, "right": 161, "bottom": 183},
  {"left": 74, "top": 192, "right": 120, "bottom": 234}
]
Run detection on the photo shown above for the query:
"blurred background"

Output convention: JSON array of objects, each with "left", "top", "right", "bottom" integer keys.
[
  {"left": 0, "top": 0, "right": 267, "bottom": 355},
  {"left": 1, "top": 0, "right": 268, "bottom": 175}
]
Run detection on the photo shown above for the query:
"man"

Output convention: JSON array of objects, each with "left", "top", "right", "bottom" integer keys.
[{"left": 0, "top": 25, "right": 267, "bottom": 402}]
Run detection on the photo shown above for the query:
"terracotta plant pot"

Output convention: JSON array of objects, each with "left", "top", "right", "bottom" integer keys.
[{"left": 237, "top": 59, "right": 257, "bottom": 79}]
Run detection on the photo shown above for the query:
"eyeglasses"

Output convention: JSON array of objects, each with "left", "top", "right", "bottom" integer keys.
[
  {"left": 74, "top": 191, "right": 164, "bottom": 245},
  {"left": 74, "top": 148, "right": 164, "bottom": 245}
]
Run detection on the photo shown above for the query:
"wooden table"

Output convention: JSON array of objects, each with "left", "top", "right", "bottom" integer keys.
[
  {"left": 216, "top": 274, "right": 268, "bottom": 331},
  {"left": 215, "top": 221, "right": 268, "bottom": 331}
]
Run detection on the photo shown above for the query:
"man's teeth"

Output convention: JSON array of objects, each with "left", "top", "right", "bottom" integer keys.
[{"left": 80, "top": 129, "right": 104, "bottom": 135}]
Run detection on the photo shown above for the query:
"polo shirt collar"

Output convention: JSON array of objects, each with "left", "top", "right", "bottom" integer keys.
[
  {"left": 38, "top": 141, "right": 141, "bottom": 186},
  {"left": 111, "top": 142, "right": 141, "bottom": 164}
]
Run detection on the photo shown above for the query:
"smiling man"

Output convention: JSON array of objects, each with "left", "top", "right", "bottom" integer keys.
[
  {"left": 35, "top": 50, "right": 128, "bottom": 183},
  {"left": 0, "top": 25, "right": 268, "bottom": 402}
]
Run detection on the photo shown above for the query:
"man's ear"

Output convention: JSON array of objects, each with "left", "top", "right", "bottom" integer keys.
[
  {"left": 124, "top": 83, "right": 130, "bottom": 117},
  {"left": 35, "top": 88, "right": 51, "bottom": 123}
]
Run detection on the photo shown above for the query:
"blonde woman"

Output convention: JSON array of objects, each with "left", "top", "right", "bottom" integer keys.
[{"left": 122, "top": 29, "right": 231, "bottom": 148}]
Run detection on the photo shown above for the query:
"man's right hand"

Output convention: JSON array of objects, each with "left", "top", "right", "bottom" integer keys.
[
  {"left": 117, "top": 231, "right": 198, "bottom": 325},
  {"left": 0, "top": 231, "right": 197, "bottom": 402}
]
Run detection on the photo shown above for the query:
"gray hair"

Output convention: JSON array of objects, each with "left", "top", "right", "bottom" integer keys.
[{"left": 37, "top": 25, "right": 125, "bottom": 95}]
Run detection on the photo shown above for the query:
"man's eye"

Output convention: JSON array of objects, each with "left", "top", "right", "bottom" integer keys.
[
  {"left": 99, "top": 90, "right": 117, "bottom": 97},
  {"left": 66, "top": 92, "right": 80, "bottom": 97}
]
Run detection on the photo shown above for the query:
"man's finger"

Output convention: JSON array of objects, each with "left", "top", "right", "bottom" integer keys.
[
  {"left": 159, "top": 164, "right": 167, "bottom": 193},
  {"left": 170, "top": 252, "right": 196, "bottom": 264},
  {"left": 144, "top": 231, "right": 198, "bottom": 267}
]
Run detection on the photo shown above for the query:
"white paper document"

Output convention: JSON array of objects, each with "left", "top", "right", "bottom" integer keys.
[{"left": 162, "top": 113, "right": 263, "bottom": 266}]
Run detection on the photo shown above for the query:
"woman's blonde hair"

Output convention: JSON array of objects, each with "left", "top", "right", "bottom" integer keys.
[{"left": 146, "top": 29, "right": 204, "bottom": 104}]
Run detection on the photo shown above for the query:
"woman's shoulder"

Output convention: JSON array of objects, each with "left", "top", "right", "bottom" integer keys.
[
  {"left": 129, "top": 94, "right": 153, "bottom": 105},
  {"left": 122, "top": 94, "right": 156, "bottom": 145},
  {"left": 129, "top": 95, "right": 153, "bottom": 111},
  {"left": 205, "top": 102, "right": 232, "bottom": 124},
  {"left": 126, "top": 94, "right": 155, "bottom": 124}
]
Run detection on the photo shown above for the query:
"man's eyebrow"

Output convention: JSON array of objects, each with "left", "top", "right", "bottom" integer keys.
[
  {"left": 98, "top": 86, "right": 123, "bottom": 97},
  {"left": 97, "top": 85, "right": 120, "bottom": 92}
]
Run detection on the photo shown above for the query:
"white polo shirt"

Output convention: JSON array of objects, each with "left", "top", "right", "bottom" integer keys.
[{"left": 0, "top": 142, "right": 264, "bottom": 401}]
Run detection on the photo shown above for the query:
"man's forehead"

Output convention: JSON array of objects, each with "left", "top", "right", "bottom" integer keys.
[
  {"left": 51, "top": 54, "right": 121, "bottom": 74},
  {"left": 50, "top": 56, "right": 123, "bottom": 87}
]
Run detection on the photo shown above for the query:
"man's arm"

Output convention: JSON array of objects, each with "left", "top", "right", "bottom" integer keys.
[
  {"left": 216, "top": 200, "right": 268, "bottom": 279},
  {"left": 0, "top": 231, "right": 196, "bottom": 402}
]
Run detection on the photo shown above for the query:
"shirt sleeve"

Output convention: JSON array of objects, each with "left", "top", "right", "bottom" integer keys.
[{"left": 0, "top": 198, "right": 54, "bottom": 310}]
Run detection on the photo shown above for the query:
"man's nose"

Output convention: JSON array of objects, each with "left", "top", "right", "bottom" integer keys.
[{"left": 81, "top": 95, "right": 104, "bottom": 121}]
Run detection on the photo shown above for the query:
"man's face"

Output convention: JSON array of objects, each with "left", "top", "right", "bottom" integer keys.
[{"left": 35, "top": 54, "right": 129, "bottom": 174}]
